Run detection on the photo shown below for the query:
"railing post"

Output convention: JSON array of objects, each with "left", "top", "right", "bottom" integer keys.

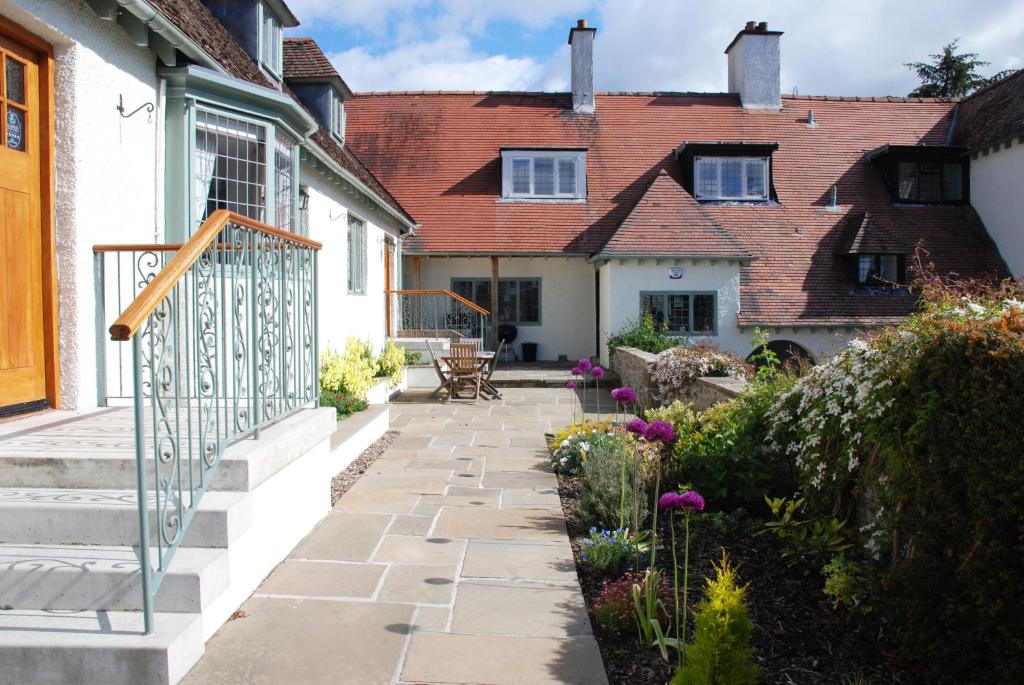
[
  {"left": 132, "top": 335, "right": 154, "bottom": 635},
  {"left": 94, "top": 252, "right": 108, "bottom": 407},
  {"left": 312, "top": 250, "right": 320, "bottom": 406},
  {"left": 249, "top": 232, "right": 261, "bottom": 440}
]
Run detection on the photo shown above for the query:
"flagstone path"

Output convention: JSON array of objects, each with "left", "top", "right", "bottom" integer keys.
[{"left": 183, "top": 388, "right": 609, "bottom": 685}]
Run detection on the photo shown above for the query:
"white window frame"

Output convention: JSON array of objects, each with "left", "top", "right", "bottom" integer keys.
[
  {"left": 693, "top": 156, "right": 769, "bottom": 201},
  {"left": 259, "top": 3, "right": 283, "bottom": 80},
  {"left": 500, "top": 150, "right": 586, "bottom": 200},
  {"left": 330, "top": 89, "right": 346, "bottom": 142}
]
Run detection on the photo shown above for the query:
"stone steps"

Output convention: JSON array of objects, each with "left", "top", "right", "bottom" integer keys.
[
  {"left": 0, "top": 544, "right": 229, "bottom": 612},
  {"left": 0, "top": 488, "right": 251, "bottom": 548}
]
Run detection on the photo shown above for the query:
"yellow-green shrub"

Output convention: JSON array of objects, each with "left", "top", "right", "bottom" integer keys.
[
  {"left": 320, "top": 338, "right": 376, "bottom": 400},
  {"left": 376, "top": 340, "right": 406, "bottom": 387}
]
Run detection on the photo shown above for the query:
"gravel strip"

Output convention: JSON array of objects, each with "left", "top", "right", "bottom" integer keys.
[{"left": 331, "top": 430, "right": 400, "bottom": 505}]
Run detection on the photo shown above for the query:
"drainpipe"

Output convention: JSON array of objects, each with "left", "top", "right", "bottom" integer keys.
[{"left": 154, "top": 77, "right": 165, "bottom": 243}]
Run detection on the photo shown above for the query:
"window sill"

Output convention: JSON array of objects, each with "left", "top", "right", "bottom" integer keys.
[
  {"left": 695, "top": 198, "right": 775, "bottom": 206},
  {"left": 496, "top": 198, "right": 587, "bottom": 204},
  {"left": 892, "top": 201, "right": 965, "bottom": 208}
]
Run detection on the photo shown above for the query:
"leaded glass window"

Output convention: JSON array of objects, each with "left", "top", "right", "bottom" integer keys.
[
  {"left": 640, "top": 292, "right": 717, "bottom": 335},
  {"left": 694, "top": 157, "right": 769, "bottom": 201},
  {"left": 194, "top": 110, "right": 267, "bottom": 230}
]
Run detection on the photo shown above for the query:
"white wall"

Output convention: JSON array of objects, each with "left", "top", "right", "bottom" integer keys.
[
  {"left": 0, "top": 0, "right": 162, "bottom": 410},
  {"left": 407, "top": 256, "right": 596, "bottom": 361},
  {"left": 599, "top": 258, "right": 855, "bottom": 365},
  {"left": 970, "top": 139, "right": 1024, "bottom": 278},
  {"left": 303, "top": 160, "right": 402, "bottom": 357}
]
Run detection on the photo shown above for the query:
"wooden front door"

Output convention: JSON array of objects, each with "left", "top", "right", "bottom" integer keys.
[{"left": 0, "top": 32, "right": 45, "bottom": 412}]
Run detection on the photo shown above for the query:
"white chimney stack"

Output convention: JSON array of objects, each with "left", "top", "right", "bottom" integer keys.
[
  {"left": 725, "top": 21, "right": 783, "bottom": 110},
  {"left": 568, "top": 19, "right": 596, "bottom": 114}
]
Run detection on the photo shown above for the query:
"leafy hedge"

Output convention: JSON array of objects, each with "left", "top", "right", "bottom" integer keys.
[
  {"left": 768, "top": 281, "right": 1024, "bottom": 679},
  {"left": 607, "top": 313, "right": 677, "bottom": 354}
]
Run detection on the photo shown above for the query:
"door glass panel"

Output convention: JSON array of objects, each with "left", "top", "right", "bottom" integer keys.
[
  {"left": 5, "top": 56, "right": 25, "bottom": 104},
  {"left": 6, "top": 107, "right": 25, "bottom": 151}
]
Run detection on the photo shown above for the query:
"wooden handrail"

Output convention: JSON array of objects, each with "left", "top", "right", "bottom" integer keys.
[
  {"left": 108, "top": 210, "right": 322, "bottom": 341},
  {"left": 94, "top": 244, "right": 183, "bottom": 252},
  {"left": 385, "top": 289, "right": 490, "bottom": 317}
]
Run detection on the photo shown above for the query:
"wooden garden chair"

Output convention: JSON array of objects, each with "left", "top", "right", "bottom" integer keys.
[
  {"left": 425, "top": 341, "right": 451, "bottom": 399},
  {"left": 481, "top": 339, "right": 504, "bottom": 399},
  {"left": 447, "top": 342, "right": 483, "bottom": 403}
]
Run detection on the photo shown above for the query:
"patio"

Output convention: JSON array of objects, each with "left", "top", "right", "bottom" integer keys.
[{"left": 181, "top": 388, "right": 611, "bottom": 685}]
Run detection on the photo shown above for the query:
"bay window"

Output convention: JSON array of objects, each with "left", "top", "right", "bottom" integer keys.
[
  {"left": 640, "top": 292, "right": 716, "bottom": 335},
  {"left": 501, "top": 149, "right": 586, "bottom": 199}
]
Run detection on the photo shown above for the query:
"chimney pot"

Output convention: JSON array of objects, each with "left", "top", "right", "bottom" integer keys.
[
  {"left": 757, "top": 21, "right": 768, "bottom": 31},
  {"left": 577, "top": 19, "right": 587, "bottom": 29},
  {"left": 745, "top": 21, "right": 756, "bottom": 31}
]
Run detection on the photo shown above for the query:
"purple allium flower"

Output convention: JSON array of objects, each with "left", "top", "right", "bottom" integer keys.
[
  {"left": 678, "top": 490, "right": 706, "bottom": 513},
  {"left": 626, "top": 418, "right": 648, "bottom": 435},
  {"left": 565, "top": 380, "right": 577, "bottom": 390},
  {"left": 571, "top": 367, "right": 583, "bottom": 376},
  {"left": 658, "top": 492, "right": 686, "bottom": 511},
  {"left": 611, "top": 387, "right": 636, "bottom": 405},
  {"left": 644, "top": 419, "right": 676, "bottom": 445},
  {"left": 578, "top": 358, "right": 593, "bottom": 372},
  {"left": 591, "top": 366, "right": 605, "bottom": 379}
]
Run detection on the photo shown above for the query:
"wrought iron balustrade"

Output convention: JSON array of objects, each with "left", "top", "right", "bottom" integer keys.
[
  {"left": 96, "top": 210, "right": 321, "bottom": 634},
  {"left": 387, "top": 289, "right": 490, "bottom": 343}
]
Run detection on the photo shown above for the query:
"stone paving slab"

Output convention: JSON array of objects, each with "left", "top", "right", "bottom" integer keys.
[{"left": 184, "top": 389, "right": 609, "bottom": 684}]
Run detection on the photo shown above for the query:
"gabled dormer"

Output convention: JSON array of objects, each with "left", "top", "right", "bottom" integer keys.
[
  {"left": 675, "top": 141, "right": 779, "bottom": 203},
  {"left": 283, "top": 38, "right": 354, "bottom": 143},
  {"left": 204, "top": 1, "right": 299, "bottom": 85},
  {"left": 865, "top": 144, "right": 969, "bottom": 205}
]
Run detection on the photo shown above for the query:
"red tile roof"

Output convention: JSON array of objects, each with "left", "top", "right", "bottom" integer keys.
[
  {"left": 346, "top": 92, "right": 1007, "bottom": 325},
  {"left": 145, "top": 0, "right": 413, "bottom": 225},
  {"left": 597, "top": 171, "right": 752, "bottom": 259},
  {"left": 283, "top": 37, "right": 353, "bottom": 96},
  {"left": 835, "top": 212, "right": 918, "bottom": 255},
  {"left": 952, "top": 68, "right": 1024, "bottom": 150}
]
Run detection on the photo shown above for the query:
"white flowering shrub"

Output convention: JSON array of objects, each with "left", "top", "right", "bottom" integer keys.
[
  {"left": 547, "top": 420, "right": 624, "bottom": 475},
  {"left": 651, "top": 342, "right": 751, "bottom": 402}
]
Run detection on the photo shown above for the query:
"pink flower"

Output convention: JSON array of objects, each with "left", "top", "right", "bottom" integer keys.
[
  {"left": 626, "top": 418, "right": 648, "bottom": 435},
  {"left": 658, "top": 492, "right": 685, "bottom": 510},
  {"left": 591, "top": 366, "right": 605, "bottom": 379},
  {"left": 644, "top": 419, "right": 676, "bottom": 445},
  {"left": 565, "top": 380, "right": 577, "bottom": 390},
  {"left": 578, "top": 358, "right": 593, "bottom": 372},
  {"left": 610, "top": 387, "right": 637, "bottom": 404},
  {"left": 571, "top": 367, "right": 583, "bottom": 376},
  {"left": 659, "top": 490, "right": 705, "bottom": 513}
]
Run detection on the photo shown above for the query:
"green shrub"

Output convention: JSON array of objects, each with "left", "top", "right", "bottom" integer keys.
[
  {"left": 592, "top": 572, "right": 671, "bottom": 636},
  {"left": 404, "top": 350, "right": 423, "bottom": 365},
  {"left": 319, "top": 387, "right": 367, "bottom": 418},
  {"left": 821, "top": 554, "right": 866, "bottom": 612},
  {"left": 376, "top": 340, "right": 406, "bottom": 387},
  {"left": 607, "top": 312, "right": 677, "bottom": 354},
  {"left": 580, "top": 527, "right": 648, "bottom": 576},
  {"left": 577, "top": 440, "right": 651, "bottom": 531},
  {"left": 759, "top": 496, "right": 851, "bottom": 572},
  {"left": 320, "top": 338, "right": 376, "bottom": 401},
  {"left": 672, "top": 551, "right": 758, "bottom": 685},
  {"left": 548, "top": 420, "right": 619, "bottom": 475},
  {"left": 766, "top": 278, "right": 1024, "bottom": 679}
]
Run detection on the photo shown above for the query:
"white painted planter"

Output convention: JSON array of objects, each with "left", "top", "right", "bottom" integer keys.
[{"left": 365, "top": 367, "right": 408, "bottom": 404}]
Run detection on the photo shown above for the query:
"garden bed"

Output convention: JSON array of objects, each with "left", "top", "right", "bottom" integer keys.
[{"left": 556, "top": 473, "right": 902, "bottom": 684}]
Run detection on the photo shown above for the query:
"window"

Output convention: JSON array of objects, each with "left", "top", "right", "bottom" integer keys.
[
  {"left": 274, "top": 131, "right": 295, "bottom": 232},
  {"left": 857, "top": 254, "right": 902, "bottom": 286},
  {"left": 694, "top": 157, "right": 769, "bottom": 201},
  {"left": 501, "top": 150, "right": 586, "bottom": 199},
  {"left": 260, "top": 4, "right": 282, "bottom": 78},
  {"left": 330, "top": 89, "right": 346, "bottom": 141},
  {"left": 194, "top": 109, "right": 267, "bottom": 231},
  {"left": 451, "top": 278, "right": 541, "bottom": 325},
  {"left": 347, "top": 214, "right": 367, "bottom": 295},
  {"left": 897, "top": 161, "right": 963, "bottom": 203},
  {"left": 640, "top": 292, "right": 716, "bottom": 335}
]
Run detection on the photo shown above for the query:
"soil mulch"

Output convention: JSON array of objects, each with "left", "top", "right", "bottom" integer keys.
[
  {"left": 557, "top": 474, "right": 904, "bottom": 685},
  {"left": 331, "top": 429, "right": 399, "bottom": 505}
]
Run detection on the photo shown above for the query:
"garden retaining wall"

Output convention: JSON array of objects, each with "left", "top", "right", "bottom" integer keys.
[{"left": 609, "top": 346, "right": 747, "bottom": 410}]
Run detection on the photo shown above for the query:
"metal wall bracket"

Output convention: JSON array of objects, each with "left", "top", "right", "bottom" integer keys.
[{"left": 117, "top": 94, "right": 155, "bottom": 122}]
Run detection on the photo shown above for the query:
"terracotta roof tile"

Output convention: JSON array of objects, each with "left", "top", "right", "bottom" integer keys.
[
  {"left": 345, "top": 92, "right": 1007, "bottom": 325},
  {"left": 952, "top": 68, "right": 1024, "bottom": 150},
  {"left": 145, "top": 0, "right": 413, "bottom": 225},
  {"left": 835, "top": 211, "right": 918, "bottom": 255},
  {"left": 598, "top": 171, "right": 752, "bottom": 259},
  {"left": 283, "top": 37, "right": 352, "bottom": 97}
]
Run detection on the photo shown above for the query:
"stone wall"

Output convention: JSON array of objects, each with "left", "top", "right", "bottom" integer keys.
[{"left": 609, "top": 346, "right": 747, "bottom": 410}]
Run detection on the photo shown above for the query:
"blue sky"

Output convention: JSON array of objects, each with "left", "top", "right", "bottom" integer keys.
[{"left": 283, "top": 0, "right": 1024, "bottom": 95}]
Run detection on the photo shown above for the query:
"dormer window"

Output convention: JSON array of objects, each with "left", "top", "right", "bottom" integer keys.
[
  {"left": 694, "top": 157, "right": 768, "bottom": 201},
  {"left": 676, "top": 141, "right": 778, "bottom": 202},
  {"left": 259, "top": 3, "right": 283, "bottom": 79},
  {"left": 501, "top": 149, "right": 586, "bottom": 200},
  {"left": 330, "top": 89, "right": 346, "bottom": 142},
  {"left": 866, "top": 144, "right": 968, "bottom": 205},
  {"left": 857, "top": 254, "right": 904, "bottom": 285}
]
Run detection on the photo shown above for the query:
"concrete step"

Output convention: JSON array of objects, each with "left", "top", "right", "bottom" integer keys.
[
  {"left": 0, "top": 488, "right": 251, "bottom": 548},
  {"left": 0, "top": 544, "right": 229, "bottom": 613},
  {"left": 0, "top": 407, "right": 336, "bottom": 493},
  {"left": 0, "top": 609, "right": 204, "bottom": 685}
]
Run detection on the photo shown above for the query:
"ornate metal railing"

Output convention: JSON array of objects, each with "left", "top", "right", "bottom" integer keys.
[
  {"left": 98, "top": 210, "right": 320, "bottom": 634},
  {"left": 387, "top": 289, "right": 490, "bottom": 343}
]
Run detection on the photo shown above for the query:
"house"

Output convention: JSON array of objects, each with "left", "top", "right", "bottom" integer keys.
[
  {"left": 951, "top": 67, "right": 1024, "bottom": 278},
  {"left": 346, "top": 20, "right": 1009, "bottom": 366},
  {"left": 0, "top": 1, "right": 414, "bottom": 682}
]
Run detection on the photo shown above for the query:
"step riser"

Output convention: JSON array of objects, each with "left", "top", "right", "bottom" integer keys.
[
  {"left": 0, "top": 503, "right": 246, "bottom": 548},
  {"left": 0, "top": 551, "right": 229, "bottom": 613},
  {"left": 0, "top": 457, "right": 250, "bottom": 491}
]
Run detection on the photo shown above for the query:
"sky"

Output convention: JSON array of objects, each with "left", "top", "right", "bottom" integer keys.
[{"left": 283, "top": 0, "right": 1024, "bottom": 96}]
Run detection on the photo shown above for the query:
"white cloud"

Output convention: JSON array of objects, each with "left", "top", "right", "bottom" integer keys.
[{"left": 292, "top": 0, "right": 1024, "bottom": 96}]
